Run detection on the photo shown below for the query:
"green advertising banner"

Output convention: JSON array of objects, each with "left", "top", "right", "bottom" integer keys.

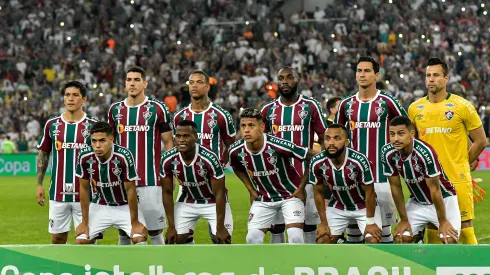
[
  {"left": 1, "top": 245, "right": 490, "bottom": 275},
  {"left": 0, "top": 154, "right": 52, "bottom": 176}
]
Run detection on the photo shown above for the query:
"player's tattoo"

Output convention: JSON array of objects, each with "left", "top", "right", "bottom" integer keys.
[{"left": 37, "top": 150, "right": 49, "bottom": 186}]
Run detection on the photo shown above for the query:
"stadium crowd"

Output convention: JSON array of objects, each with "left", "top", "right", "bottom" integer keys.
[{"left": 1, "top": 0, "right": 490, "bottom": 152}]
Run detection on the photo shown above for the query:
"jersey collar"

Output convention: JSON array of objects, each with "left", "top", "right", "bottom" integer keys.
[
  {"left": 124, "top": 96, "right": 148, "bottom": 108},
  {"left": 245, "top": 133, "right": 268, "bottom": 155},
  {"left": 179, "top": 144, "right": 199, "bottom": 167},
  {"left": 60, "top": 112, "right": 87, "bottom": 124},
  {"left": 188, "top": 102, "right": 212, "bottom": 114},
  {"left": 355, "top": 90, "right": 380, "bottom": 103},
  {"left": 97, "top": 145, "right": 115, "bottom": 164},
  {"left": 327, "top": 147, "right": 349, "bottom": 170},
  {"left": 277, "top": 94, "right": 302, "bottom": 107}
]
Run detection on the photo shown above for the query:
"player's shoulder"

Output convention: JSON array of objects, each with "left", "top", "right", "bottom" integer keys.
[
  {"left": 267, "top": 134, "right": 295, "bottom": 148},
  {"left": 78, "top": 145, "right": 94, "bottom": 157},
  {"left": 379, "top": 91, "right": 402, "bottom": 104},
  {"left": 300, "top": 94, "right": 323, "bottom": 109},
  {"left": 229, "top": 138, "right": 245, "bottom": 152},
  {"left": 114, "top": 144, "right": 133, "bottom": 157},
  {"left": 347, "top": 147, "right": 369, "bottom": 160},
  {"left": 211, "top": 103, "right": 233, "bottom": 118},
  {"left": 338, "top": 94, "right": 356, "bottom": 107},
  {"left": 408, "top": 97, "right": 428, "bottom": 111},
  {"left": 45, "top": 114, "right": 63, "bottom": 125},
  {"left": 311, "top": 150, "right": 327, "bottom": 164},
  {"left": 447, "top": 93, "right": 477, "bottom": 112},
  {"left": 148, "top": 97, "right": 170, "bottom": 111},
  {"left": 260, "top": 98, "right": 279, "bottom": 111},
  {"left": 380, "top": 143, "right": 396, "bottom": 158},
  {"left": 198, "top": 145, "right": 221, "bottom": 164},
  {"left": 413, "top": 139, "right": 436, "bottom": 155},
  {"left": 174, "top": 105, "right": 190, "bottom": 119},
  {"left": 109, "top": 99, "right": 124, "bottom": 109},
  {"left": 84, "top": 114, "right": 98, "bottom": 123},
  {"left": 162, "top": 147, "right": 178, "bottom": 159}
]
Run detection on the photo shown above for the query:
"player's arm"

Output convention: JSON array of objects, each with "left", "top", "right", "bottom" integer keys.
[
  {"left": 468, "top": 126, "right": 486, "bottom": 165},
  {"left": 76, "top": 178, "right": 91, "bottom": 238},
  {"left": 36, "top": 149, "right": 50, "bottom": 206},
  {"left": 426, "top": 177, "right": 458, "bottom": 243},
  {"left": 361, "top": 183, "right": 381, "bottom": 241},
  {"left": 232, "top": 165, "right": 259, "bottom": 204},
  {"left": 388, "top": 175, "right": 412, "bottom": 241},
  {"left": 125, "top": 181, "right": 147, "bottom": 238},
  {"left": 161, "top": 131, "right": 175, "bottom": 151},
  {"left": 222, "top": 137, "right": 236, "bottom": 165},
  {"left": 160, "top": 175, "right": 176, "bottom": 244},
  {"left": 211, "top": 176, "right": 230, "bottom": 244}
]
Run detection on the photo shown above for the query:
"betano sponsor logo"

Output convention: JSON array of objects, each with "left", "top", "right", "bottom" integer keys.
[
  {"left": 181, "top": 181, "right": 208, "bottom": 187},
  {"left": 198, "top": 133, "right": 214, "bottom": 139},
  {"left": 117, "top": 124, "right": 150, "bottom": 133},
  {"left": 96, "top": 181, "right": 122, "bottom": 188},
  {"left": 248, "top": 168, "right": 279, "bottom": 177},
  {"left": 349, "top": 121, "right": 381, "bottom": 130},
  {"left": 55, "top": 141, "right": 89, "bottom": 151},
  {"left": 332, "top": 184, "right": 358, "bottom": 191},
  {"left": 419, "top": 127, "right": 452, "bottom": 137},
  {"left": 272, "top": 124, "right": 305, "bottom": 134}
]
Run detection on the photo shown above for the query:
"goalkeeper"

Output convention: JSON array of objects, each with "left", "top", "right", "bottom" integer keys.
[{"left": 408, "top": 57, "right": 487, "bottom": 244}]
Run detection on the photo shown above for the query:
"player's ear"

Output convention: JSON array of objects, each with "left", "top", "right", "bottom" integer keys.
[
  {"left": 260, "top": 120, "right": 265, "bottom": 132},
  {"left": 345, "top": 138, "right": 350, "bottom": 147},
  {"left": 375, "top": 71, "right": 380, "bottom": 81}
]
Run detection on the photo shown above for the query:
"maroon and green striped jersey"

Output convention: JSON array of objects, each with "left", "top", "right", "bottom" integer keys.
[
  {"left": 173, "top": 103, "right": 236, "bottom": 162},
  {"left": 261, "top": 95, "right": 327, "bottom": 174},
  {"left": 108, "top": 96, "right": 172, "bottom": 187},
  {"left": 160, "top": 145, "right": 225, "bottom": 204},
  {"left": 381, "top": 139, "right": 456, "bottom": 205},
  {"left": 37, "top": 113, "right": 98, "bottom": 202},
  {"left": 229, "top": 134, "right": 308, "bottom": 202},
  {"left": 75, "top": 144, "right": 139, "bottom": 206},
  {"left": 334, "top": 90, "right": 407, "bottom": 183},
  {"left": 309, "top": 148, "right": 374, "bottom": 211}
]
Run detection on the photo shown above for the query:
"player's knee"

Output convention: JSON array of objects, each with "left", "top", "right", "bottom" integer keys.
[
  {"left": 286, "top": 227, "right": 304, "bottom": 243},
  {"left": 365, "top": 236, "right": 379, "bottom": 244},
  {"left": 132, "top": 236, "right": 147, "bottom": 244},
  {"left": 148, "top": 229, "right": 163, "bottom": 236},
  {"left": 304, "top": 224, "right": 317, "bottom": 233},
  {"left": 176, "top": 234, "right": 189, "bottom": 244},
  {"left": 316, "top": 235, "right": 332, "bottom": 244},
  {"left": 394, "top": 234, "right": 413, "bottom": 244},
  {"left": 270, "top": 224, "right": 285, "bottom": 234},
  {"left": 75, "top": 238, "right": 94, "bottom": 245},
  {"left": 441, "top": 237, "right": 459, "bottom": 244},
  {"left": 246, "top": 229, "right": 265, "bottom": 244},
  {"left": 51, "top": 233, "right": 68, "bottom": 244}
]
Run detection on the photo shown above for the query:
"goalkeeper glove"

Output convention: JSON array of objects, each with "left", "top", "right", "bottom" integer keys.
[{"left": 472, "top": 178, "right": 486, "bottom": 203}]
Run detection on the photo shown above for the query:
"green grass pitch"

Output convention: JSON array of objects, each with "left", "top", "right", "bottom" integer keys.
[{"left": 1, "top": 171, "right": 489, "bottom": 244}]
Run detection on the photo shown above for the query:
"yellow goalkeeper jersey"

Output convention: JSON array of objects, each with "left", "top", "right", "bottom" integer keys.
[{"left": 408, "top": 93, "right": 482, "bottom": 184}]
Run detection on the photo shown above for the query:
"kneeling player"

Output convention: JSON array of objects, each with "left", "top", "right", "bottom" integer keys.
[
  {"left": 311, "top": 124, "right": 382, "bottom": 244},
  {"left": 75, "top": 122, "right": 147, "bottom": 244},
  {"left": 162, "top": 120, "right": 232, "bottom": 244},
  {"left": 229, "top": 108, "right": 315, "bottom": 244},
  {"left": 381, "top": 116, "right": 460, "bottom": 244}
]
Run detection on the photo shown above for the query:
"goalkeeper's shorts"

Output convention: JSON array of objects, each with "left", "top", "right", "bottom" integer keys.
[{"left": 453, "top": 180, "right": 474, "bottom": 221}]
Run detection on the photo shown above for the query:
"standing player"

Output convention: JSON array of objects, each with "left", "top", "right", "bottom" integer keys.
[
  {"left": 36, "top": 81, "right": 98, "bottom": 244},
  {"left": 229, "top": 108, "right": 315, "bottom": 244},
  {"left": 75, "top": 122, "right": 147, "bottom": 244},
  {"left": 311, "top": 124, "right": 382, "bottom": 244},
  {"left": 161, "top": 120, "right": 232, "bottom": 244},
  {"left": 108, "top": 66, "right": 174, "bottom": 245},
  {"left": 335, "top": 56, "right": 407, "bottom": 243},
  {"left": 173, "top": 70, "right": 236, "bottom": 243},
  {"left": 261, "top": 67, "right": 328, "bottom": 243},
  {"left": 381, "top": 116, "right": 460, "bottom": 244},
  {"left": 408, "top": 57, "right": 486, "bottom": 244},
  {"left": 326, "top": 97, "right": 342, "bottom": 125}
]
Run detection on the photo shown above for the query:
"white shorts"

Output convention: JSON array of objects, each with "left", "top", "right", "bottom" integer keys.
[
  {"left": 326, "top": 206, "right": 382, "bottom": 237},
  {"left": 137, "top": 186, "right": 166, "bottom": 231},
  {"left": 248, "top": 198, "right": 305, "bottom": 230},
  {"left": 272, "top": 185, "right": 319, "bottom": 226},
  {"left": 48, "top": 201, "right": 82, "bottom": 234},
  {"left": 406, "top": 196, "right": 461, "bottom": 237},
  {"left": 175, "top": 202, "right": 233, "bottom": 236},
  {"left": 76, "top": 203, "right": 146, "bottom": 240},
  {"left": 374, "top": 182, "right": 397, "bottom": 225}
]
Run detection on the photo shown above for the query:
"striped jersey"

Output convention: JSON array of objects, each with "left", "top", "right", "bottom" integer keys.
[
  {"left": 108, "top": 96, "right": 172, "bottom": 187},
  {"left": 37, "top": 113, "right": 98, "bottom": 202},
  {"left": 335, "top": 90, "right": 407, "bottom": 183},
  {"left": 381, "top": 139, "right": 456, "bottom": 205},
  {"left": 261, "top": 95, "right": 327, "bottom": 174},
  {"left": 160, "top": 145, "right": 225, "bottom": 204},
  {"left": 173, "top": 102, "right": 236, "bottom": 162},
  {"left": 229, "top": 134, "right": 308, "bottom": 202},
  {"left": 309, "top": 148, "right": 374, "bottom": 211},
  {"left": 75, "top": 145, "right": 139, "bottom": 206}
]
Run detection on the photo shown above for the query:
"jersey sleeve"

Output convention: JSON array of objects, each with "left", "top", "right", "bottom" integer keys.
[
  {"left": 260, "top": 104, "right": 271, "bottom": 133},
  {"left": 311, "top": 100, "right": 328, "bottom": 135},
  {"left": 382, "top": 151, "right": 399, "bottom": 177},
  {"left": 309, "top": 160, "right": 323, "bottom": 186},
  {"left": 159, "top": 155, "right": 173, "bottom": 179},
  {"left": 387, "top": 95, "right": 408, "bottom": 118},
  {"left": 219, "top": 109, "right": 237, "bottom": 140},
  {"left": 229, "top": 147, "right": 240, "bottom": 168},
  {"left": 206, "top": 155, "right": 225, "bottom": 180},
  {"left": 37, "top": 120, "right": 53, "bottom": 152},
  {"left": 123, "top": 153, "right": 139, "bottom": 182},
  {"left": 173, "top": 111, "right": 180, "bottom": 134},
  {"left": 156, "top": 101, "right": 173, "bottom": 133},
  {"left": 462, "top": 100, "right": 483, "bottom": 131},
  {"left": 421, "top": 150, "right": 442, "bottom": 178},
  {"left": 334, "top": 99, "right": 348, "bottom": 126},
  {"left": 274, "top": 139, "right": 308, "bottom": 161},
  {"left": 407, "top": 103, "right": 418, "bottom": 127},
  {"left": 360, "top": 158, "right": 374, "bottom": 185},
  {"left": 75, "top": 153, "right": 87, "bottom": 179},
  {"left": 107, "top": 104, "right": 117, "bottom": 137}
]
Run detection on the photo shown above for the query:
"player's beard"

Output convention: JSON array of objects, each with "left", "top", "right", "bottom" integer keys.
[
  {"left": 277, "top": 83, "right": 299, "bottom": 100},
  {"left": 325, "top": 146, "right": 345, "bottom": 159}
]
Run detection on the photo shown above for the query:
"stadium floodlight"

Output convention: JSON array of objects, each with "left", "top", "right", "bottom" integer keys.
[
  {"left": 177, "top": 40, "right": 182, "bottom": 45},
  {"left": 274, "top": 32, "right": 278, "bottom": 37},
  {"left": 388, "top": 0, "right": 392, "bottom": 3},
  {"left": 99, "top": 93, "right": 103, "bottom": 97},
  {"left": 427, "top": 39, "right": 431, "bottom": 43},
  {"left": 130, "top": 0, "right": 135, "bottom": 4},
  {"left": 462, "top": 7, "right": 466, "bottom": 11},
  {"left": 482, "top": 4, "right": 485, "bottom": 8},
  {"left": 130, "top": 24, "right": 134, "bottom": 29},
  {"left": 441, "top": 0, "right": 445, "bottom": 2},
  {"left": 93, "top": 84, "right": 97, "bottom": 89},
  {"left": 246, "top": 21, "right": 250, "bottom": 25},
  {"left": 333, "top": 48, "right": 338, "bottom": 53},
  {"left": 421, "top": 35, "right": 426, "bottom": 39},
  {"left": 60, "top": 22, "right": 64, "bottom": 27},
  {"left": 23, "top": 97, "right": 27, "bottom": 101},
  {"left": 484, "top": 11, "right": 488, "bottom": 15},
  {"left": 398, "top": 34, "right": 403, "bottom": 38},
  {"left": 331, "top": 34, "right": 335, "bottom": 38},
  {"left": 400, "top": 74, "right": 404, "bottom": 78},
  {"left": 354, "top": 5, "right": 357, "bottom": 8},
  {"left": 385, "top": 80, "right": 390, "bottom": 85},
  {"left": 67, "top": 37, "right": 71, "bottom": 41},
  {"left": 458, "top": 52, "right": 462, "bottom": 56}
]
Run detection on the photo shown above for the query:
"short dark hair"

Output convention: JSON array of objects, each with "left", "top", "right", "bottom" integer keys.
[
  {"left": 239, "top": 108, "right": 263, "bottom": 121},
  {"left": 326, "top": 123, "right": 348, "bottom": 136},
  {"left": 177, "top": 120, "right": 198, "bottom": 136},
  {"left": 427, "top": 57, "right": 449, "bottom": 76},
  {"left": 90, "top": 122, "right": 113, "bottom": 136},
  {"left": 390, "top": 116, "right": 413, "bottom": 129},
  {"left": 126, "top": 66, "right": 147, "bottom": 79},
  {"left": 278, "top": 66, "right": 300, "bottom": 81},
  {"left": 357, "top": 56, "right": 380, "bottom": 74},
  {"left": 326, "top": 97, "right": 342, "bottom": 114},
  {"left": 63, "top": 81, "right": 87, "bottom": 97},
  {"left": 189, "top": 70, "right": 210, "bottom": 84}
]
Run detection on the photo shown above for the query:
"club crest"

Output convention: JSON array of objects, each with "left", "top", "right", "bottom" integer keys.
[
  {"left": 268, "top": 156, "right": 277, "bottom": 165},
  {"left": 445, "top": 111, "right": 454, "bottom": 121},
  {"left": 208, "top": 119, "right": 217, "bottom": 128},
  {"left": 298, "top": 109, "right": 308, "bottom": 119},
  {"left": 375, "top": 106, "right": 385, "bottom": 116}
]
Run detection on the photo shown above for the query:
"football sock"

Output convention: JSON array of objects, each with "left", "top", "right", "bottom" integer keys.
[
  {"left": 118, "top": 235, "right": 132, "bottom": 245},
  {"left": 246, "top": 229, "right": 265, "bottom": 244},
  {"left": 427, "top": 229, "right": 442, "bottom": 244},
  {"left": 287, "top": 228, "right": 304, "bottom": 243},
  {"left": 150, "top": 233, "right": 165, "bottom": 245},
  {"left": 381, "top": 225, "right": 394, "bottom": 243},
  {"left": 460, "top": 227, "right": 478, "bottom": 244}
]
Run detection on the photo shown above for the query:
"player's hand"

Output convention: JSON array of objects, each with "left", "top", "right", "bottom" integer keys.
[
  {"left": 316, "top": 223, "right": 332, "bottom": 242},
  {"left": 394, "top": 219, "right": 412, "bottom": 243},
  {"left": 249, "top": 191, "right": 259, "bottom": 205},
  {"left": 36, "top": 185, "right": 45, "bottom": 206},
  {"left": 364, "top": 224, "right": 382, "bottom": 242},
  {"left": 215, "top": 226, "right": 231, "bottom": 244},
  {"left": 472, "top": 178, "right": 486, "bottom": 203},
  {"left": 438, "top": 220, "right": 458, "bottom": 244},
  {"left": 288, "top": 187, "right": 306, "bottom": 202},
  {"left": 130, "top": 222, "right": 148, "bottom": 238},
  {"left": 165, "top": 226, "right": 177, "bottom": 244},
  {"left": 470, "top": 160, "right": 478, "bottom": 172},
  {"left": 75, "top": 222, "right": 89, "bottom": 238}
]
